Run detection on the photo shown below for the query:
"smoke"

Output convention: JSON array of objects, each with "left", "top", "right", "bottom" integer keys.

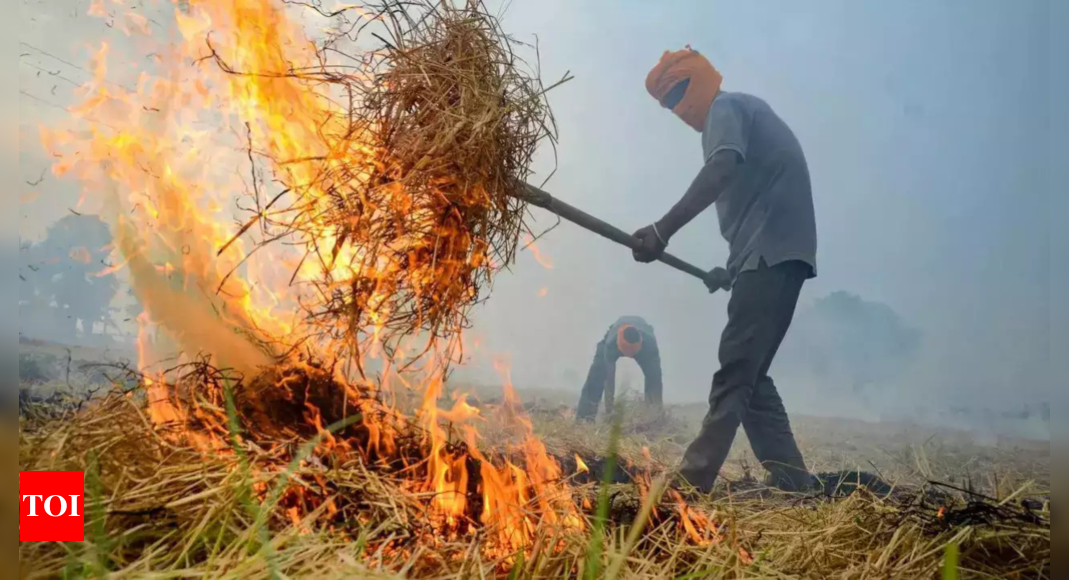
[
  {"left": 112, "top": 215, "right": 273, "bottom": 378},
  {"left": 774, "top": 291, "right": 922, "bottom": 417}
]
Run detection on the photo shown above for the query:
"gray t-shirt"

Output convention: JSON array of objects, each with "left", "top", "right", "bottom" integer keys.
[{"left": 702, "top": 91, "right": 817, "bottom": 280}]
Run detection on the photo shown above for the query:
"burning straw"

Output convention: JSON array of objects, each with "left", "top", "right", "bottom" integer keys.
[
  {"left": 20, "top": 374, "right": 1051, "bottom": 579},
  {"left": 214, "top": 0, "right": 571, "bottom": 369},
  {"left": 43, "top": 0, "right": 569, "bottom": 378}
]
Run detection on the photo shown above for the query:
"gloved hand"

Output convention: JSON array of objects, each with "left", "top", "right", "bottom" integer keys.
[
  {"left": 703, "top": 267, "right": 731, "bottom": 293},
  {"left": 632, "top": 223, "right": 668, "bottom": 263}
]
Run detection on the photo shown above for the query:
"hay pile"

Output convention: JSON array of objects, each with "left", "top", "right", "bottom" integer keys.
[
  {"left": 233, "top": 0, "right": 569, "bottom": 366},
  {"left": 153, "top": 359, "right": 370, "bottom": 441}
]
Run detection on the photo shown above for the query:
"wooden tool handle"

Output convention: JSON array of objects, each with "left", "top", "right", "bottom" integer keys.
[{"left": 520, "top": 184, "right": 718, "bottom": 284}]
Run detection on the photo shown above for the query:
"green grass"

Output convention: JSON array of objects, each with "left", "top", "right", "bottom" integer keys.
[
  {"left": 943, "top": 542, "right": 960, "bottom": 580},
  {"left": 583, "top": 404, "right": 623, "bottom": 580}
]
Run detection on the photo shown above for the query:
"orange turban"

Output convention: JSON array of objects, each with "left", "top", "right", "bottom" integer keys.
[
  {"left": 645, "top": 47, "right": 723, "bottom": 132},
  {"left": 616, "top": 325, "right": 643, "bottom": 357}
]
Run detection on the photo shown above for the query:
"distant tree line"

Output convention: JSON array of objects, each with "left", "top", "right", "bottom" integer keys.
[
  {"left": 778, "top": 290, "right": 922, "bottom": 395},
  {"left": 19, "top": 214, "right": 140, "bottom": 345}
]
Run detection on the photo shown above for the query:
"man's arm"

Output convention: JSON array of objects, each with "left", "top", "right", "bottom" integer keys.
[
  {"left": 633, "top": 93, "right": 751, "bottom": 263},
  {"left": 656, "top": 150, "right": 740, "bottom": 239},
  {"left": 632, "top": 150, "right": 741, "bottom": 262}
]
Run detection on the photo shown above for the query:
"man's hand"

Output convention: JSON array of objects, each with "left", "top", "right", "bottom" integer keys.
[
  {"left": 703, "top": 267, "right": 732, "bottom": 293},
  {"left": 632, "top": 224, "right": 668, "bottom": 263}
]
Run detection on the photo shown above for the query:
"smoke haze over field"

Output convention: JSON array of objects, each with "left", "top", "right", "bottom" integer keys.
[{"left": 17, "top": 1, "right": 1052, "bottom": 438}]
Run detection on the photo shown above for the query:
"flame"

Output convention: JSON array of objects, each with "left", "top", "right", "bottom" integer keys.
[
  {"left": 41, "top": 10, "right": 302, "bottom": 378},
  {"left": 523, "top": 234, "right": 553, "bottom": 270},
  {"left": 575, "top": 454, "right": 589, "bottom": 474},
  {"left": 420, "top": 373, "right": 472, "bottom": 525},
  {"left": 669, "top": 490, "right": 722, "bottom": 546},
  {"left": 463, "top": 359, "right": 585, "bottom": 555}
]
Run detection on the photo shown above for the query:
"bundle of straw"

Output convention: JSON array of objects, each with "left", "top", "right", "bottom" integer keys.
[{"left": 241, "top": 0, "right": 569, "bottom": 366}]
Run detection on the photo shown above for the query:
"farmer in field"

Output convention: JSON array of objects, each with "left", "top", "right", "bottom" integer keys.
[
  {"left": 631, "top": 47, "right": 817, "bottom": 493},
  {"left": 575, "top": 316, "right": 663, "bottom": 422}
]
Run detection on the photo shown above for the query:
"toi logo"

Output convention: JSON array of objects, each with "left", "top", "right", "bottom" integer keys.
[{"left": 20, "top": 471, "right": 86, "bottom": 542}]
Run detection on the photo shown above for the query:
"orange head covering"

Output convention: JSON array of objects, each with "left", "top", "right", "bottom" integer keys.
[
  {"left": 616, "top": 325, "right": 643, "bottom": 357},
  {"left": 645, "top": 47, "right": 723, "bottom": 132}
]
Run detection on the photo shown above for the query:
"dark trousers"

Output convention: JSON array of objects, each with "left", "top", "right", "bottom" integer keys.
[
  {"left": 679, "top": 259, "right": 811, "bottom": 493},
  {"left": 576, "top": 342, "right": 662, "bottom": 421}
]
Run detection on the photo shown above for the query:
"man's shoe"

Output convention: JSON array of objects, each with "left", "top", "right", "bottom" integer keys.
[
  {"left": 763, "top": 471, "right": 820, "bottom": 493},
  {"left": 666, "top": 470, "right": 709, "bottom": 500}
]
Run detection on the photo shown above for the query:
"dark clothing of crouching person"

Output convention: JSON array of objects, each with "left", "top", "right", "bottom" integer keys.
[{"left": 575, "top": 316, "right": 663, "bottom": 422}]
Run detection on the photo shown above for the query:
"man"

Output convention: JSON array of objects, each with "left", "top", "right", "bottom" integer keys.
[
  {"left": 631, "top": 47, "right": 817, "bottom": 493},
  {"left": 575, "top": 316, "right": 663, "bottom": 422}
]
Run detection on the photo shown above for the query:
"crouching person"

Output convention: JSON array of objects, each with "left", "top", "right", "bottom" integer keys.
[{"left": 576, "top": 316, "right": 663, "bottom": 422}]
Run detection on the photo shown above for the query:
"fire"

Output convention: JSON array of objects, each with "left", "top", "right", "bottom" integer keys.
[
  {"left": 670, "top": 489, "right": 722, "bottom": 546},
  {"left": 459, "top": 361, "right": 586, "bottom": 554},
  {"left": 420, "top": 375, "right": 474, "bottom": 526},
  {"left": 523, "top": 234, "right": 554, "bottom": 270},
  {"left": 575, "top": 454, "right": 589, "bottom": 474}
]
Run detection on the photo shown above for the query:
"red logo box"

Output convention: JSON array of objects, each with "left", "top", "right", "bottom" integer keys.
[{"left": 20, "top": 471, "right": 86, "bottom": 542}]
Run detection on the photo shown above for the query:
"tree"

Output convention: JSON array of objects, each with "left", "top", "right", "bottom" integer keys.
[
  {"left": 779, "top": 291, "right": 922, "bottom": 394},
  {"left": 28, "top": 215, "right": 118, "bottom": 342}
]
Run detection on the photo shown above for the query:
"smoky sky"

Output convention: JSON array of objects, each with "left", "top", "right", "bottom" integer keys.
[
  {"left": 17, "top": 1, "right": 1052, "bottom": 423},
  {"left": 463, "top": 0, "right": 1052, "bottom": 418}
]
